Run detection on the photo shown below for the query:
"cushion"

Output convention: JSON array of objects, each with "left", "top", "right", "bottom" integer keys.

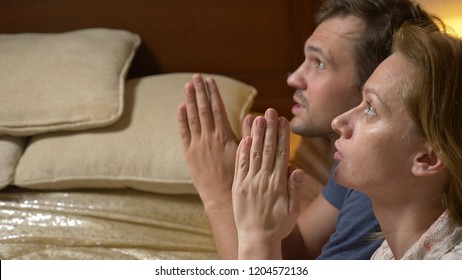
[
  {"left": 0, "top": 28, "right": 141, "bottom": 136},
  {"left": 14, "top": 73, "right": 257, "bottom": 194},
  {"left": 0, "top": 136, "right": 26, "bottom": 189}
]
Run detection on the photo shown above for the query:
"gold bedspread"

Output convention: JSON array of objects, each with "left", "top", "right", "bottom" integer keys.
[
  {"left": 0, "top": 134, "right": 332, "bottom": 260},
  {"left": 0, "top": 187, "right": 217, "bottom": 259}
]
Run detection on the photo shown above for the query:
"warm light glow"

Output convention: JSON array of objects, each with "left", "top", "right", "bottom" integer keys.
[
  {"left": 444, "top": 16, "right": 462, "bottom": 37},
  {"left": 415, "top": 0, "right": 462, "bottom": 37}
]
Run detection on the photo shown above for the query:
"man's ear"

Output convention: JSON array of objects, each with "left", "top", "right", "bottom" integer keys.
[{"left": 412, "top": 142, "right": 445, "bottom": 177}]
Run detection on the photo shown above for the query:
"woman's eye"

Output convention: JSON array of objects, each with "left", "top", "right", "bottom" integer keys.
[
  {"left": 365, "top": 102, "right": 376, "bottom": 116},
  {"left": 317, "top": 60, "right": 325, "bottom": 70}
]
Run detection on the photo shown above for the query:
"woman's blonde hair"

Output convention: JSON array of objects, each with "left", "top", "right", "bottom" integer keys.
[{"left": 393, "top": 24, "right": 462, "bottom": 225}]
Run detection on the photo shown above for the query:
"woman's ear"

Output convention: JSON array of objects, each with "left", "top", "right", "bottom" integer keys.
[{"left": 411, "top": 142, "right": 445, "bottom": 177}]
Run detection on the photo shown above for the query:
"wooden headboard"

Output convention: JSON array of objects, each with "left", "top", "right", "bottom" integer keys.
[{"left": 0, "top": 0, "right": 318, "bottom": 117}]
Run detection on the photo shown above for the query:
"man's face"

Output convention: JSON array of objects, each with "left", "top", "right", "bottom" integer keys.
[{"left": 287, "top": 15, "right": 364, "bottom": 138}]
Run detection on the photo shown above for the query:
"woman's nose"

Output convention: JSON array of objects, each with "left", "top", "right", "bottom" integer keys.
[{"left": 331, "top": 110, "right": 353, "bottom": 139}]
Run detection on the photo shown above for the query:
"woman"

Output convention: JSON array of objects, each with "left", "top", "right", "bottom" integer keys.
[
  {"left": 232, "top": 24, "right": 462, "bottom": 259},
  {"left": 331, "top": 24, "right": 462, "bottom": 259}
]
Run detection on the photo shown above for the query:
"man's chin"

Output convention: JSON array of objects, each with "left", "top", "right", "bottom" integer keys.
[
  {"left": 289, "top": 119, "right": 332, "bottom": 138},
  {"left": 289, "top": 117, "right": 299, "bottom": 131},
  {"left": 289, "top": 119, "right": 310, "bottom": 135}
]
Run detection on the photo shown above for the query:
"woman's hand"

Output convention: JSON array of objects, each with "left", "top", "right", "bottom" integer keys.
[{"left": 232, "top": 109, "right": 304, "bottom": 259}]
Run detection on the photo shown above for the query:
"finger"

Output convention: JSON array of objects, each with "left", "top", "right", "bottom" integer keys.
[
  {"left": 273, "top": 117, "right": 290, "bottom": 178},
  {"left": 242, "top": 114, "right": 255, "bottom": 139},
  {"left": 234, "top": 138, "right": 242, "bottom": 183},
  {"left": 260, "top": 108, "right": 279, "bottom": 172},
  {"left": 206, "top": 77, "right": 234, "bottom": 135},
  {"left": 249, "top": 116, "right": 266, "bottom": 175},
  {"left": 177, "top": 102, "right": 191, "bottom": 148},
  {"left": 184, "top": 81, "right": 201, "bottom": 136},
  {"left": 235, "top": 136, "right": 252, "bottom": 182},
  {"left": 192, "top": 74, "right": 214, "bottom": 131},
  {"left": 288, "top": 169, "right": 303, "bottom": 216}
]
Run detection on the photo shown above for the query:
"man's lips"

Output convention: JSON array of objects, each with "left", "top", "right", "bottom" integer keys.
[
  {"left": 292, "top": 94, "right": 303, "bottom": 105},
  {"left": 291, "top": 103, "right": 304, "bottom": 115},
  {"left": 292, "top": 96, "right": 305, "bottom": 115}
]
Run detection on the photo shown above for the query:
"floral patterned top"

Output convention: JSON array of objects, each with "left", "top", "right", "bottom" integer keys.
[{"left": 371, "top": 211, "right": 462, "bottom": 260}]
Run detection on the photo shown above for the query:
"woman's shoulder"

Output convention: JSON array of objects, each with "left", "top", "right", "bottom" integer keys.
[{"left": 441, "top": 240, "right": 462, "bottom": 260}]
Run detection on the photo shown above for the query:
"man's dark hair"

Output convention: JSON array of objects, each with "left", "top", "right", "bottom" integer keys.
[{"left": 315, "top": 0, "right": 440, "bottom": 88}]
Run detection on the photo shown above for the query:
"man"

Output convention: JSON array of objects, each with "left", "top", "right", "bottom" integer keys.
[{"left": 177, "top": 0, "right": 437, "bottom": 259}]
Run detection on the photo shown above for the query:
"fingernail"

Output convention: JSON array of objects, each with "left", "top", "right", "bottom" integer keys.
[
  {"left": 193, "top": 74, "right": 202, "bottom": 84},
  {"left": 257, "top": 117, "right": 266, "bottom": 128},
  {"left": 278, "top": 117, "right": 288, "bottom": 128},
  {"left": 246, "top": 116, "right": 254, "bottom": 125},
  {"left": 294, "top": 170, "right": 304, "bottom": 182},
  {"left": 265, "top": 109, "right": 277, "bottom": 120},
  {"left": 205, "top": 77, "right": 214, "bottom": 85}
]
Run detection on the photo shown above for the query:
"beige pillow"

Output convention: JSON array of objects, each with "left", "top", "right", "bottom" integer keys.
[
  {"left": 0, "top": 136, "right": 26, "bottom": 189},
  {"left": 0, "top": 28, "right": 141, "bottom": 136},
  {"left": 14, "top": 73, "right": 257, "bottom": 194}
]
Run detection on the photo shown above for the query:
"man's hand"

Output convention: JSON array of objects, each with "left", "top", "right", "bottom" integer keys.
[
  {"left": 176, "top": 73, "right": 254, "bottom": 259},
  {"left": 177, "top": 74, "right": 238, "bottom": 206}
]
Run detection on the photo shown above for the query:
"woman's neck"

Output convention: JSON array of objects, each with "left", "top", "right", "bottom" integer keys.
[{"left": 371, "top": 194, "right": 445, "bottom": 259}]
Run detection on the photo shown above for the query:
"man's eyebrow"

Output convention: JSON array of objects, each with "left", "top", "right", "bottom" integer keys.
[{"left": 306, "top": 45, "right": 334, "bottom": 65}]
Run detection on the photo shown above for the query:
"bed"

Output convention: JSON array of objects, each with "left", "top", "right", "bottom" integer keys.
[{"left": 0, "top": 0, "right": 331, "bottom": 260}]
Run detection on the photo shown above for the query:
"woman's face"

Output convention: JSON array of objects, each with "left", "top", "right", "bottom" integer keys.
[{"left": 331, "top": 53, "right": 425, "bottom": 196}]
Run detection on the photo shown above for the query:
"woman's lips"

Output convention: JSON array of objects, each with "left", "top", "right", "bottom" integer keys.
[{"left": 334, "top": 141, "right": 344, "bottom": 161}]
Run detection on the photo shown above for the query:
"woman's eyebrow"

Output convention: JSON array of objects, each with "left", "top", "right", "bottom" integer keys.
[{"left": 364, "top": 90, "right": 391, "bottom": 112}]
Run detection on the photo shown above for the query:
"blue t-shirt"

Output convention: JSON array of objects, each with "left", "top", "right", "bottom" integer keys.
[{"left": 316, "top": 163, "right": 383, "bottom": 260}]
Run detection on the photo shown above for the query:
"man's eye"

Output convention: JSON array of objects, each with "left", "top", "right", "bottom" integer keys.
[{"left": 312, "top": 58, "right": 325, "bottom": 70}]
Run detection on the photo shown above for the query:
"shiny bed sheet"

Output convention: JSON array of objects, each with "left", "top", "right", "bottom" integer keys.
[{"left": 0, "top": 186, "right": 217, "bottom": 259}]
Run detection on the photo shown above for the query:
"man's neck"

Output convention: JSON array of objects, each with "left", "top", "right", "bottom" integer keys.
[{"left": 326, "top": 133, "right": 339, "bottom": 151}]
